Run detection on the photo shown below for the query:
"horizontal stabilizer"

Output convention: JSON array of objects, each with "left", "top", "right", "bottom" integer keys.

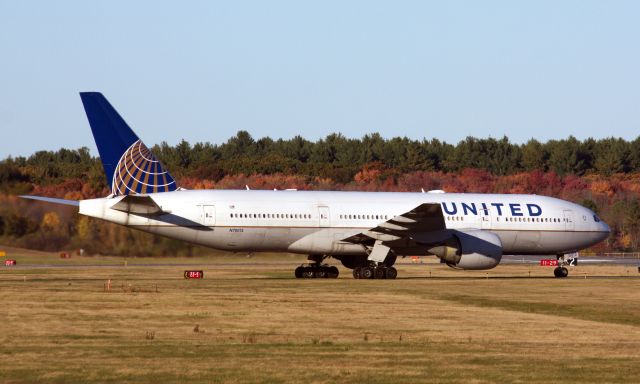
[
  {"left": 19, "top": 195, "right": 79, "bottom": 207},
  {"left": 110, "top": 195, "right": 163, "bottom": 215}
]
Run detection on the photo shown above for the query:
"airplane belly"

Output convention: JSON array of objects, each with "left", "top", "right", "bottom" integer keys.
[
  {"left": 195, "top": 227, "right": 318, "bottom": 252},
  {"left": 143, "top": 225, "right": 201, "bottom": 245},
  {"left": 514, "top": 230, "right": 542, "bottom": 253},
  {"left": 494, "top": 230, "right": 517, "bottom": 252},
  {"left": 204, "top": 227, "right": 267, "bottom": 251},
  {"left": 288, "top": 228, "right": 365, "bottom": 255},
  {"left": 500, "top": 230, "right": 600, "bottom": 255}
]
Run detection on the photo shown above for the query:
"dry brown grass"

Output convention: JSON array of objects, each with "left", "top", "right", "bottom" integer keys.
[{"left": 0, "top": 249, "right": 639, "bottom": 383}]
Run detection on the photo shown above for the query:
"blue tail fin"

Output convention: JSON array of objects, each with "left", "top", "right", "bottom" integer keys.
[{"left": 79, "top": 92, "right": 177, "bottom": 196}]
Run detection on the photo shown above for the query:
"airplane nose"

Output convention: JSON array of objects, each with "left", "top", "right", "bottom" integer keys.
[{"left": 599, "top": 221, "right": 611, "bottom": 241}]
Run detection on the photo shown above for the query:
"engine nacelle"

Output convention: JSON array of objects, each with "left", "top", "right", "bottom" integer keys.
[{"left": 428, "top": 230, "right": 503, "bottom": 270}]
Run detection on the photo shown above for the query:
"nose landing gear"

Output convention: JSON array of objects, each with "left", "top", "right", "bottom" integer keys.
[
  {"left": 553, "top": 254, "right": 573, "bottom": 278},
  {"left": 553, "top": 266, "right": 569, "bottom": 278}
]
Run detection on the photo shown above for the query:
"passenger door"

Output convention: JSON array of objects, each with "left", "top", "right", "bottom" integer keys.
[
  {"left": 318, "top": 206, "right": 330, "bottom": 227},
  {"left": 563, "top": 209, "right": 574, "bottom": 231},
  {"left": 202, "top": 205, "right": 216, "bottom": 227}
]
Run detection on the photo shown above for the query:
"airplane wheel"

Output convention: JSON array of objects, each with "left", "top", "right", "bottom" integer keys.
[
  {"left": 316, "top": 267, "right": 328, "bottom": 278},
  {"left": 328, "top": 266, "right": 339, "bottom": 278},
  {"left": 353, "top": 267, "right": 362, "bottom": 279},
  {"left": 374, "top": 267, "right": 386, "bottom": 279},
  {"left": 553, "top": 267, "right": 569, "bottom": 278},
  {"left": 294, "top": 266, "right": 303, "bottom": 279},
  {"left": 302, "top": 266, "right": 315, "bottom": 278},
  {"left": 386, "top": 267, "right": 397, "bottom": 280},
  {"left": 361, "top": 267, "right": 374, "bottom": 279}
]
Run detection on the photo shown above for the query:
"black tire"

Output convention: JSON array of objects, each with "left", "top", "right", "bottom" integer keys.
[
  {"left": 374, "top": 267, "right": 386, "bottom": 279},
  {"left": 328, "top": 266, "right": 339, "bottom": 278},
  {"left": 553, "top": 267, "right": 561, "bottom": 278},
  {"left": 560, "top": 267, "right": 569, "bottom": 278},
  {"left": 316, "top": 267, "right": 328, "bottom": 278},
  {"left": 294, "top": 266, "right": 303, "bottom": 278},
  {"left": 361, "top": 267, "right": 374, "bottom": 279},
  {"left": 386, "top": 267, "right": 398, "bottom": 279},
  {"left": 353, "top": 267, "right": 361, "bottom": 279},
  {"left": 302, "top": 266, "right": 315, "bottom": 278}
]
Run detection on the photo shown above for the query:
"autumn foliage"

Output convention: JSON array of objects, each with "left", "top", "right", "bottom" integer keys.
[{"left": 2, "top": 132, "right": 640, "bottom": 255}]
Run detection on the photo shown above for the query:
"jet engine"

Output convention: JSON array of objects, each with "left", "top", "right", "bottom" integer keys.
[{"left": 427, "top": 229, "right": 502, "bottom": 270}]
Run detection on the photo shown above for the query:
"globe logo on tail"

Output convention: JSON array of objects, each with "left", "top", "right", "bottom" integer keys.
[{"left": 112, "top": 140, "right": 177, "bottom": 196}]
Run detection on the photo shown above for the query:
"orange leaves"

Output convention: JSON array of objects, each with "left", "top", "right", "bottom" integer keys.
[
  {"left": 590, "top": 180, "right": 617, "bottom": 197},
  {"left": 179, "top": 177, "right": 216, "bottom": 190},
  {"left": 41, "top": 212, "right": 61, "bottom": 230},
  {"left": 63, "top": 191, "right": 84, "bottom": 201},
  {"left": 354, "top": 168, "right": 382, "bottom": 184},
  {"left": 619, "top": 232, "right": 633, "bottom": 250},
  {"left": 31, "top": 179, "right": 83, "bottom": 199}
]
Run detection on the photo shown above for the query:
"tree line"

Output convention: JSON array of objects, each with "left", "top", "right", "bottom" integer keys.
[
  {"left": 1, "top": 132, "right": 640, "bottom": 255},
  {"left": 2, "top": 133, "right": 640, "bottom": 191}
]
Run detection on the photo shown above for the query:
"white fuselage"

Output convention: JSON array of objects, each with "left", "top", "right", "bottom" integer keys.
[{"left": 79, "top": 190, "right": 610, "bottom": 258}]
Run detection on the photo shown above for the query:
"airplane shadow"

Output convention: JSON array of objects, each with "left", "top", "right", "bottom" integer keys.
[
  {"left": 245, "top": 275, "right": 640, "bottom": 281},
  {"left": 136, "top": 213, "right": 213, "bottom": 231}
]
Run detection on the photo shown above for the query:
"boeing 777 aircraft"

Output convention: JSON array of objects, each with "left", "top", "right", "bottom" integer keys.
[{"left": 22, "top": 93, "right": 611, "bottom": 279}]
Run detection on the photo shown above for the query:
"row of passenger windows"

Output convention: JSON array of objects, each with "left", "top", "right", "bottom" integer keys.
[
  {"left": 446, "top": 216, "right": 570, "bottom": 223},
  {"left": 502, "top": 217, "right": 570, "bottom": 223},
  {"left": 229, "top": 213, "right": 390, "bottom": 221},
  {"left": 230, "top": 213, "right": 312, "bottom": 219},
  {"left": 230, "top": 213, "right": 572, "bottom": 223},
  {"left": 339, "top": 214, "right": 389, "bottom": 220}
]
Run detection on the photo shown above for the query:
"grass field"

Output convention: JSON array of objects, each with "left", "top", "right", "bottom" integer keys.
[{"left": 1, "top": 247, "right": 639, "bottom": 383}]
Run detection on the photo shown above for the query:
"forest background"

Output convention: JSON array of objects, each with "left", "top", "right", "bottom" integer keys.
[{"left": 2, "top": 132, "right": 639, "bottom": 256}]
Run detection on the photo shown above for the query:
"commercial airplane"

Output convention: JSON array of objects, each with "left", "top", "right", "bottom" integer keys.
[{"left": 22, "top": 93, "right": 611, "bottom": 279}]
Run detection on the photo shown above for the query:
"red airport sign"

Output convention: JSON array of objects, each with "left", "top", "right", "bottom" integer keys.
[
  {"left": 184, "top": 270, "right": 204, "bottom": 279},
  {"left": 539, "top": 259, "right": 558, "bottom": 267},
  {"left": 4, "top": 259, "right": 16, "bottom": 266}
]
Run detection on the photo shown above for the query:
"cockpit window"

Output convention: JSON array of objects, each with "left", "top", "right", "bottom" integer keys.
[{"left": 593, "top": 215, "right": 601, "bottom": 223}]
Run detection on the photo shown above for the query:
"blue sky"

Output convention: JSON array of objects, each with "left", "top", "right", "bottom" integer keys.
[{"left": 2, "top": 1, "right": 640, "bottom": 157}]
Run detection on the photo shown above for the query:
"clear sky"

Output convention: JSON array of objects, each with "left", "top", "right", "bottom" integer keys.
[{"left": 2, "top": 1, "right": 640, "bottom": 158}]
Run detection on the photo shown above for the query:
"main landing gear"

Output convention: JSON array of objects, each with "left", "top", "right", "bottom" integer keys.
[
  {"left": 352, "top": 264, "right": 397, "bottom": 280},
  {"left": 294, "top": 254, "right": 339, "bottom": 279},
  {"left": 352, "top": 240, "right": 398, "bottom": 279},
  {"left": 294, "top": 264, "right": 339, "bottom": 279}
]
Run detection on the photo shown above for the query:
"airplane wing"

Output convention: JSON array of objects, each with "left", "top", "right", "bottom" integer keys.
[{"left": 341, "top": 203, "right": 449, "bottom": 244}]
